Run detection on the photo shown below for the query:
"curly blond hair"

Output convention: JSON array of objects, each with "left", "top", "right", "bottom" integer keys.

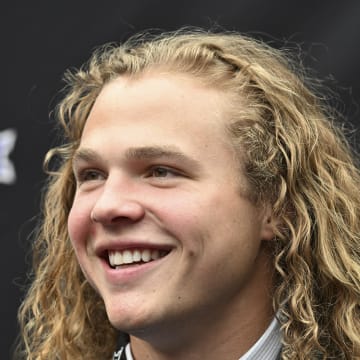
[{"left": 16, "top": 29, "right": 360, "bottom": 359}]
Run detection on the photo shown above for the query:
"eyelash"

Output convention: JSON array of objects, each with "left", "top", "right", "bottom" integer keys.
[
  {"left": 74, "top": 165, "right": 183, "bottom": 185},
  {"left": 146, "top": 166, "right": 181, "bottom": 179},
  {"left": 75, "top": 169, "right": 105, "bottom": 183}
]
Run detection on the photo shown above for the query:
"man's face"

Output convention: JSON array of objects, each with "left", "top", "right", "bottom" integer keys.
[{"left": 68, "top": 72, "right": 275, "bottom": 340}]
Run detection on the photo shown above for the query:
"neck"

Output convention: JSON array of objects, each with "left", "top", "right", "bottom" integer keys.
[{"left": 130, "top": 306, "right": 274, "bottom": 360}]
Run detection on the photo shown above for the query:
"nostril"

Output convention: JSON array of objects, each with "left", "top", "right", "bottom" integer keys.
[
  {"left": 90, "top": 211, "right": 99, "bottom": 222},
  {"left": 90, "top": 201, "right": 146, "bottom": 225}
]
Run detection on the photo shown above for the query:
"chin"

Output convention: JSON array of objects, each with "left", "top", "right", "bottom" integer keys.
[{"left": 105, "top": 302, "right": 152, "bottom": 332}]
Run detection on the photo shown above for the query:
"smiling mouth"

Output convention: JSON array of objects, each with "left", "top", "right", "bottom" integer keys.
[{"left": 108, "top": 249, "right": 170, "bottom": 269}]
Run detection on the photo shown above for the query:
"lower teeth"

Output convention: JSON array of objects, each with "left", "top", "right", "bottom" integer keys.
[{"left": 114, "top": 261, "right": 148, "bottom": 269}]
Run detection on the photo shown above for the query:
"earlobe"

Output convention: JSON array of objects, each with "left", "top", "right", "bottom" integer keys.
[{"left": 261, "top": 208, "right": 278, "bottom": 241}]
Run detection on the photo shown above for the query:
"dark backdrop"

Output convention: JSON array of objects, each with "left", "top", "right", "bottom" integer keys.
[{"left": 2, "top": 1, "right": 360, "bottom": 357}]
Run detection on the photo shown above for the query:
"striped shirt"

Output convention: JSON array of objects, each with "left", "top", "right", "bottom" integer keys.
[{"left": 112, "top": 317, "right": 282, "bottom": 360}]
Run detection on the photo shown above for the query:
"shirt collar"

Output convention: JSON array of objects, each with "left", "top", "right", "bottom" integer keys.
[
  {"left": 239, "top": 316, "right": 281, "bottom": 360},
  {"left": 115, "top": 316, "right": 281, "bottom": 360}
]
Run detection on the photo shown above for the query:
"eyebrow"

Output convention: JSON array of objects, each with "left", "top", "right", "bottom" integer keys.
[
  {"left": 73, "top": 145, "right": 201, "bottom": 170},
  {"left": 72, "top": 148, "right": 102, "bottom": 166}
]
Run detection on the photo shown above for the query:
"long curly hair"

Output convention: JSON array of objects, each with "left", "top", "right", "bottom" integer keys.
[{"left": 16, "top": 29, "right": 360, "bottom": 359}]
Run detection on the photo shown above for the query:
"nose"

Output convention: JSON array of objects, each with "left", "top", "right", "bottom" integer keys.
[{"left": 90, "top": 176, "right": 145, "bottom": 225}]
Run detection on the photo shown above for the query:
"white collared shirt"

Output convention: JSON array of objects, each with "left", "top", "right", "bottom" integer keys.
[
  {"left": 240, "top": 316, "right": 281, "bottom": 359},
  {"left": 115, "top": 317, "right": 281, "bottom": 360}
]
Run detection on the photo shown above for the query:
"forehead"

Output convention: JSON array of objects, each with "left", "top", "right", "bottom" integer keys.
[{"left": 82, "top": 72, "right": 233, "bottom": 147}]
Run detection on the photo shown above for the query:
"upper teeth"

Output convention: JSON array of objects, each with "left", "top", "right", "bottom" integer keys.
[{"left": 108, "top": 249, "right": 164, "bottom": 267}]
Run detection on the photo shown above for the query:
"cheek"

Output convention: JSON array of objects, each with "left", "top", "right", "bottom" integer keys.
[
  {"left": 155, "top": 195, "right": 204, "bottom": 234},
  {"left": 153, "top": 192, "right": 218, "bottom": 257},
  {"left": 67, "top": 198, "right": 93, "bottom": 249}
]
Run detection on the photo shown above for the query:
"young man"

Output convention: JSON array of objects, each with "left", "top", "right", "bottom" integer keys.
[{"left": 17, "top": 30, "right": 360, "bottom": 359}]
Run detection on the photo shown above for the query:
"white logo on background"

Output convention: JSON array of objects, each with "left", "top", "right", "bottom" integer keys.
[{"left": 0, "top": 129, "right": 17, "bottom": 184}]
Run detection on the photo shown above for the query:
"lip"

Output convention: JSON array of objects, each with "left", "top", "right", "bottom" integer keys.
[
  {"left": 99, "top": 249, "right": 173, "bottom": 284},
  {"left": 94, "top": 238, "right": 174, "bottom": 284}
]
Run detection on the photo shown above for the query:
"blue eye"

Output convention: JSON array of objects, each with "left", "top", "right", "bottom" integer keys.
[
  {"left": 151, "top": 167, "right": 172, "bottom": 177},
  {"left": 76, "top": 169, "right": 104, "bottom": 183},
  {"left": 85, "top": 171, "right": 103, "bottom": 180},
  {"left": 147, "top": 166, "right": 181, "bottom": 179}
]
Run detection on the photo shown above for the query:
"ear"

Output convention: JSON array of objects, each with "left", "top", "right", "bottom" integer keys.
[{"left": 260, "top": 205, "right": 278, "bottom": 241}]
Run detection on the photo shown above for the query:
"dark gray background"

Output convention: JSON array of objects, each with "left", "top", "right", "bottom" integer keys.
[{"left": 2, "top": 1, "right": 360, "bottom": 357}]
